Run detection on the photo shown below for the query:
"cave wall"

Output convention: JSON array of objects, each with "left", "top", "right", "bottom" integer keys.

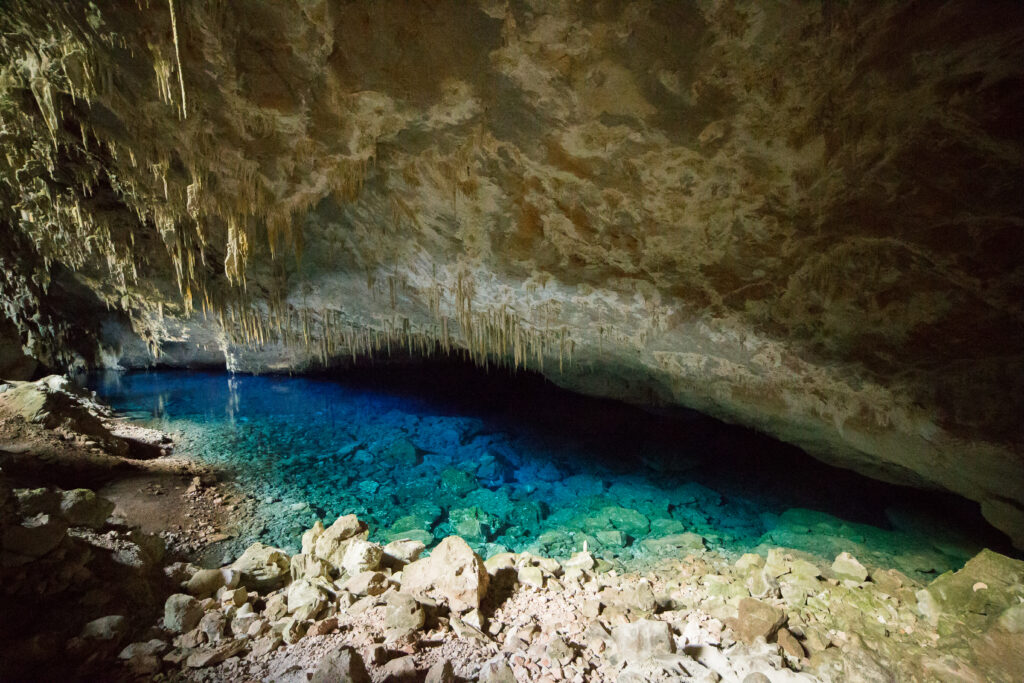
[{"left": 0, "top": 1, "right": 1022, "bottom": 544}]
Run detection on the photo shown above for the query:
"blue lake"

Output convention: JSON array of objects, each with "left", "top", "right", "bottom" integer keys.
[{"left": 89, "top": 366, "right": 1005, "bottom": 578}]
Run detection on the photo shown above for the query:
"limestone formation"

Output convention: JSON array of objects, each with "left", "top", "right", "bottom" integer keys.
[
  {"left": 401, "top": 536, "right": 489, "bottom": 612},
  {"left": 0, "top": 1, "right": 1020, "bottom": 546}
]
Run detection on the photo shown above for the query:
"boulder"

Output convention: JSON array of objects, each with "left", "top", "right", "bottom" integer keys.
[
  {"left": 2, "top": 513, "right": 67, "bottom": 561},
  {"left": 185, "top": 639, "right": 247, "bottom": 668},
  {"left": 164, "top": 594, "right": 203, "bottom": 633},
  {"left": 301, "top": 520, "right": 325, "bottom": 555},
  {"left": 59, "top": 489, "right": 114, "bottom": 528},
  {"left": 343, "top": 570, "right": 388, "bottom": 597},
  {"left": 563, "top": 551, "right": 595, "bottom": 572},
  {"left": 612, "top": 619, "right": 675, "bottom": 663},
  {"left": 832, "top": 552, "right": 869, "bottom": 582},
  {"left": 311, "top": 645, "right": 370, "bottom": 683},
  {"left": 341, "top": 539, "right": 383, "bottom": 575},
  {"left": 385, "top": 592, "right": 425, "bottom": 637},
  {"left": 118, "top": 639, "right": 168, "bottom": 675},
  {"left": 186, "top": 568, "right": 227, "bottom": 597},
  {"left": 425, "top": 659, "right": 455, "bottom": 683},
  {"left": 313, "top": 514, "right": 368, "bottom": 567},
  {"left": 382, "top": 538, "right": 426, "bottom": 567},
  {"left": 730, "top": 598, "right": 786, "bottom": 644},
  {"left": 381, "top": 655, "right": 418, "bottom": 682},
  {"left": 0, "top": 376, "right": 127, "bottom": 455},
  {"left": 287, "top": 578, "right": 329, "bottom": 620},
  {"left": 916, "top": 549, "right": 1024, "bottom": 630},
  {"left": 231, "top": 542, "right": 290, "bottom": 590},
  {"left": 81, "top": 615, "right": 129, "bottom": 642},
  {"left": 402, "top": 536, "right": 489, "bottom": 612},
  {"left": 198, "top": 611, "right": 227, "bottom": 644},
  {"left": 14, "top": 488, "right": 61, "bottom": 517},
  {"left": 477, "top": 656, "right": 516, "bottom": 683}
]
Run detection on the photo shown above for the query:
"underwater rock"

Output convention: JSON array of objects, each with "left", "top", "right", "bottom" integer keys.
[
  {"left": 384, "top": 439, "right": 420, "bottom": 468},
  {"left": 602, "top": 506, "right": 651, "bottom": 537},
  {"left": 639, "top": 532, "right": 706, "bottom": 556},
  {"left": 385, "top": 528, "right": 435, "bottom": 547},
  {"left": 402, "top": 536, "right": 489, "bottom": 612},
  {"left": 440, "top": 468, "right": 478, "bottom": 497}
]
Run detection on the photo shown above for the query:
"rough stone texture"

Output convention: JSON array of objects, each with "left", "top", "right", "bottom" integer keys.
[
  {"left": 311, "top": 646, "right": 370, "bottom": 683},
  {"left": 730, "top": 597, "right": 787, "bottom": 645},
  {"left": 0, "top": 3, "right": 1022, "bottom": 542},
  {"left": 402, "top": 536, "right": 489, "bottom": 612},
  {"left": 611, "top": 619, "right": 676, "bottom": 663},
  {"left": 164, "top": 593, "right": 203, "bottom": 634},
  {"left": 231, "top": 542, "right": 291, "bottom": 590}
]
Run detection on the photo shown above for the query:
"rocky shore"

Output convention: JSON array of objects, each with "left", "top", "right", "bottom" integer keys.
[{"left": 1, "top": 377, "right": 1023, "bottom": 681}]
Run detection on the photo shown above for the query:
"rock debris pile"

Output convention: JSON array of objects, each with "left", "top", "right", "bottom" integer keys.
[{"left": 132, "top": 514, "right": 1023, "bottom": 682}]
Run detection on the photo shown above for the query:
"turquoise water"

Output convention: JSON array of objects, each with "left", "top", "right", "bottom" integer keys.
[{"left": 89, "top": 367, "right": 1006, "bottom": 578}]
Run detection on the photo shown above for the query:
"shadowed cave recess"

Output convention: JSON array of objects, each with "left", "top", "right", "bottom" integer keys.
[{"left": 1, "top": 1, "right": 1023, "bottom": 681}]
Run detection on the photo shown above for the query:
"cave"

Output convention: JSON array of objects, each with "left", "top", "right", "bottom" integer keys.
[{"left": 1, "top": 1, "right": 1023, "bottom": 681}]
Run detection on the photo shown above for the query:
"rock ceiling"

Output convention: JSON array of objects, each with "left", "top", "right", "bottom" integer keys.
[{"left": 0, "top": 1, "right": 1022, "bottom": 544}]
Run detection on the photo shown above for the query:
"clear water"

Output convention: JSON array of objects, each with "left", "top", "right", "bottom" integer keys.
[{"left": 88, "top": 366, "right": 1006, "bottom": 578}]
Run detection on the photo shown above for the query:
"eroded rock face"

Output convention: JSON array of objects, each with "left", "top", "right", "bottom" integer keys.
[{"left": 0, "top": 3, "right": 1021, "bottom": 541}]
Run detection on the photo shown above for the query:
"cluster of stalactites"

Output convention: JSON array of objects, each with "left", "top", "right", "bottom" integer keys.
[
  {"left": 0, "top": 1, "right": 367, "bottom": 347},
  {"left": 0, "top": 2, "right": 577, "bottom": 376},
  {"left": 214, "top": 296, "right": 575, "bottom": 375}
]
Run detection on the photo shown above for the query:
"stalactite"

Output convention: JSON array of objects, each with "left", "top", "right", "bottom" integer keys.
[{"left": 167, "top": 0, "right": 187, "bottom": 119}]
